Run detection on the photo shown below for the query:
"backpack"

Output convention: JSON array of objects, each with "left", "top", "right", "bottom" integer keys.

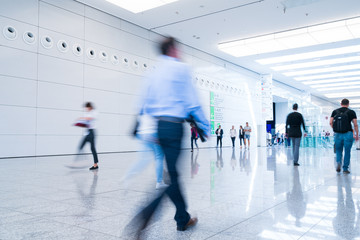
[{"left": 333, "top": 109, "right": 351, "bottom": 133}]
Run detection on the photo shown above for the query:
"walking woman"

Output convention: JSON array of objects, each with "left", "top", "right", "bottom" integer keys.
[
  {"left": 190, "top": 123, "right": 198, "bottom": 152},
  {"left": 78, "top": 102, "right": 99, "bottom": 170},
  {"left": 239, "top": 125, "right": 245, "bottom": 148}
]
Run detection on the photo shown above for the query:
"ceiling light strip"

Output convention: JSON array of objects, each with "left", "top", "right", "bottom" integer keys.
[
  {"left": 219, "top": 17, "right": 360, "bottom": 57},
  {"left": 325, "top": 92, "right": 360, "bottom": 98},
  {"left": 256, "top": 45, "right": 360, "bottom": 65},
  {"left": 271, "top": 56, "right": 360, "bottom": 71},
  {"left": 303, "top": 76, "right": 360, "bottom": 85},
  {"left": 295, "top": 71, "right": 360, "bottom": 81},
  {"left": 284, "top": 64, "right": 360, "bottom": 77},
  {"left": 310, "top": 81, "right": 360, "bottom": 88}
]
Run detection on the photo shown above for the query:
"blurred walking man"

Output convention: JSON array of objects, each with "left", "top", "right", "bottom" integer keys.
[
  {"left": 330, "top": 99, "right": 358, "bottom": 174},
  {"left": 286, "top": 103, "right": 306, "bottom": 166},
  {"left": 129, "top": 37, "right": 209, "bottom": 237}
]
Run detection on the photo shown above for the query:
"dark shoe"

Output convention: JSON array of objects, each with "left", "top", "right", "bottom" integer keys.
[
  {"left": 336, "top": 164, "right": 341, "bottom": 172},
  {"left": 89, "top": 166, "right": 98, "bottom": 170},
  {"left": 343, "top": 170, "right": 350, "bottom": 174},
  {"left": 294, "top": 163, "right": 300, "bottom": 166},
  {"left": 177, "top": 217, "right": 198, "bottom": 231}
]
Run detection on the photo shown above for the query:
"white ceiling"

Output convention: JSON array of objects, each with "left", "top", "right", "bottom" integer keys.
[{"left": 76, "top": 0, "right": 360, "bottom": 106}]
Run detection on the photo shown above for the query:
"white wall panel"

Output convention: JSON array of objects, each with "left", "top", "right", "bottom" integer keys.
[
  {"left": 0, "top": 16, "right": 39, "bottom": 53},
  {"left": 37, "top": 108, "right": 82, "bottom": 135},
  {"left": 37, "top": 82, "right": 84, "bottom": 110},
  {"left": 85, "top": 18, "right": 121, "bottom": 49},
  {"left": 40, "top": 0, "right": 85, "bottom": 16},
  {"left": 0, "top": 105, "right": 36, "bottom": 135},
  {"left": 0, "top": 76, "right": 37, "bottom": 107},
  {"left": 36, "top": 135, "right": 79, "bottom": 155},
  {"left": 39, "top": 2, "right": 84, "bottom": 39},
  {"left": 120, "top": 31, "right": 150, "bottom": 57},
  {"left": 118, "top": 72, "right": 143, "bottom": 95},
  {"left": 96, "top": 113, "right": 121, "bottom": 136},
  {"left": 84, "top": 65, "right": 120, "bottom": 92},
  {"left": 0, "top": 46, "right": 37, "bottom": 79},
  {"left": 0, "top": 0, "right": 38, "bottom": 25},
  {"left": 0, "top": 135, "right": 36, "bottom": 157},
  {"left": 84, "top": 6, "right": 120, "bottom": 28},
  {"left": 119, "top": 94, "right": 139, "bottom": 115},
  {"left": 38, "top": 55, "right": 84, "bottom": 87},
  {"left": 84, "top": 88, "right": 120, "bottom": 114}
]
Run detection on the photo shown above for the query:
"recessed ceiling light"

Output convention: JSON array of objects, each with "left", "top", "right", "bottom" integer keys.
[
  {"left": 317, "top": 86, "right": 360, "bottom": 91},
  {"left": 294, "top": 71, "right": 360, "bottom": 81},
  {"left": 303, "top": 76, "right": 360, "bottom": 85},
  {"left": 271, "top": 56, "right": 360, "bottom": 71},
  {"left": 219, "top": 16, "right": 360, "bottom": 57},
  {"left": 324, "top": 91, "right": 360, "bottom": 98},
  {"left": 309, "top": 81, "right": 360, "bottom": 88},
  {"left": 106, "top": 0, "right": 179, "bottom": 13},
  {"left": 283, "top": 64, "right": 360, "bottom": 76},
  {"left": 256, "top": 45, "right": 360, "bottom": 65}
]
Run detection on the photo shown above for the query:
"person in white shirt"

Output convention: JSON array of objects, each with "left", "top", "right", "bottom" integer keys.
[
  {"left": 230, "top": 125, "right": 236, "bottom": 148},
  {"left": 267, "top": 132, "right": 272, "bottom": 146},
  {"left": 78, "top": 102, "right": 99, "bottom": 170}
]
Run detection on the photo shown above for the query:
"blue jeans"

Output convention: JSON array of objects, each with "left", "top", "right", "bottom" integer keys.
[
  {"left": 135, "top": 121, "right": 190, "bottom": 228},
  {"left": 125, "top": 133, "right": 164, "bottom": 183},
  {"left": 335, "top": 131, "right": 354, "bottom": 171}
]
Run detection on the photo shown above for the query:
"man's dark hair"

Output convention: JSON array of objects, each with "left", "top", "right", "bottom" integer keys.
[
  {"left": 341, "top": 98, "right": 349, "bottom": 106},
  {"left": 293, "top": 103, "right": 298, "bottom": 110},
  {"left": 85, "top": 102, "right": 93, "bottom": 109},
  {"left": 160, "top": 37, "right": 176, "bottom": 55}
]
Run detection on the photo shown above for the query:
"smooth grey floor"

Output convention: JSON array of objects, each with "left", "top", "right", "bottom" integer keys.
[{"left": 1, "top": 144, "right": 360, "bottom": 240}]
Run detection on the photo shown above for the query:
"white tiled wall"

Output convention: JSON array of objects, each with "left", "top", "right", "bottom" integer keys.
[{"left": 0, "top": 0, "right": 263, "bottom": 158}]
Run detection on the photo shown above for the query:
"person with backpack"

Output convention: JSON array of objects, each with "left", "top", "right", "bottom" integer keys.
[
  {"left": 286, "top": 103, "right": 306, "bottom": 166},
  {"left": 330, "top": 98, "right": 359, "bottom": 174}
]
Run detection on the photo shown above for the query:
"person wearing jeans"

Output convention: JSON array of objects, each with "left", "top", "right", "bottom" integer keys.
[
  {"left": 128, "top": 37, "right": 209, "bottom": 235},
  {"left": 286, "top": 103, "right": 306, "bottom": 166},
  {"left": 330, "top": 98, "right": 358, "bottom": 174},
  {"left": 123, "top": 114, "right": 167, "bottom": 190}
]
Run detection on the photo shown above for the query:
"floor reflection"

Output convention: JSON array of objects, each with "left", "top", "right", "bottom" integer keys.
[
  {"left": 333, "top": 175, "right": 360, "bottom": 239},
  {"left": 286, "top": 167, "right": 307, "bottom": 227}
]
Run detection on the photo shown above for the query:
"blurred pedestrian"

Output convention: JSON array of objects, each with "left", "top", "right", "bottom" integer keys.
[
  {"left": 127, "top": 37, "right": 209, "bottom": 237},
  {"left": 286, "top": 103, "right": 306, "bottom": 166},
  {"left": 75, "top": 102, "right": 99, "bottom": 170}
]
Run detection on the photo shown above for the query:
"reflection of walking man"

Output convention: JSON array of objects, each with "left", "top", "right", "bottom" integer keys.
[
  {"left": 215, "top": 125, "right": 223, "bottom": 148},
  {"left": 333, "top": 175, "right": 360, "bottom": 239},
  {"left": 286, "top": 168, "right": 307, "bottom": 227},
  {"left": 286, "top": 103, "right": 306, "bottom": 166},
  {"left": 129, "top": 37, "right": 209, "bottom": 235}
]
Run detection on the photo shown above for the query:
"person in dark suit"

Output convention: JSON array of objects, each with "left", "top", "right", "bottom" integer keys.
[
  {"left": 215, "top": 125, "right": 224, "bottom": 148},
  {"left": 286, "top": 103, "right": 306, "bottom": 166}
]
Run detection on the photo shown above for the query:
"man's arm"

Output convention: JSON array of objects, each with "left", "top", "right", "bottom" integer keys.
[
  {"left": 285, "top": 115, "right": 289, "bottom": 134},
  {"left": 353, "top": 118, "right": 359, "bottom": 141},
  {"left": 330, "top": 117, "right": 334, "bottom": 128}
]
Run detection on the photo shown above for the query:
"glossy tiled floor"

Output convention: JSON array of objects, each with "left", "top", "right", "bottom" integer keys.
[{"left": 1, "top": 145, "right": 360, "bottom": 240}]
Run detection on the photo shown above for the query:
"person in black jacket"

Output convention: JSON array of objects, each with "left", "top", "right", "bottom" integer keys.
[
  {"left": 286, "top": 103, "right": 306, "bottom": 166},
  {"left": 215, "top": 125, "right": 224, "bottom": 148}
]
